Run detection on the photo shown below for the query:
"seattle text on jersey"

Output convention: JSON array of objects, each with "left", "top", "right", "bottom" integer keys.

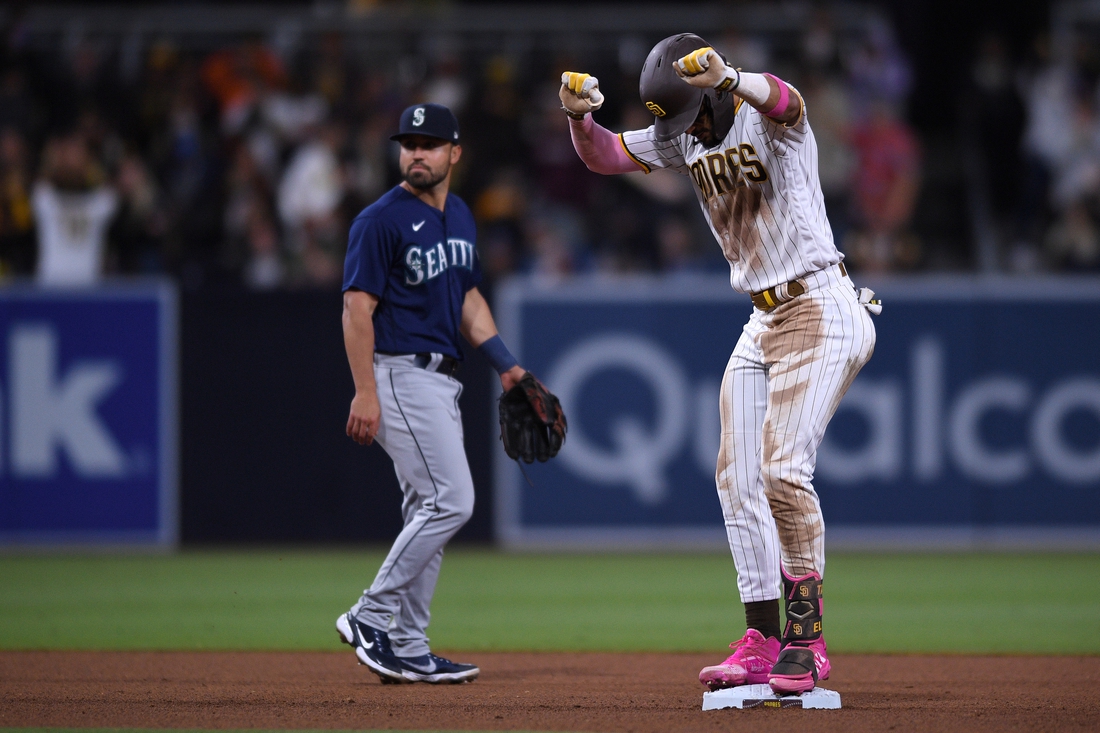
[{"left": 404, "top": 237, "right": 476, "bottom": 286}]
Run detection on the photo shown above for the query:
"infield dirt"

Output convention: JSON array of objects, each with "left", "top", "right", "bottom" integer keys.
[{"left": 2, "top": 651, "right": 1097, "bottom": 732}]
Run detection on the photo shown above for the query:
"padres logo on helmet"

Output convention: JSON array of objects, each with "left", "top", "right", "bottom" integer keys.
[{"left": 640, "top": 32, "right": 737, "bottom": 144}]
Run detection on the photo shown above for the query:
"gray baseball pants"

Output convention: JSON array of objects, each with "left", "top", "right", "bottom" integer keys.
[{"left": 350, "top": 353, "right": 474, "bottom": 658}]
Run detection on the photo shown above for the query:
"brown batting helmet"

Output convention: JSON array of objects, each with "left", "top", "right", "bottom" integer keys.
[{"left": 639, "top": 33, "right": 736, "bottom": 144}]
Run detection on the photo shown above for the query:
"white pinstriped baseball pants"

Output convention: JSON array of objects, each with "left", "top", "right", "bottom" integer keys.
[{"left": 717, "top": 267, "right": 876, "bottom": 603}]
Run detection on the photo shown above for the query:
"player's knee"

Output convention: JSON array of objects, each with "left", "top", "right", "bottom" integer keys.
[
  {"left": 454, "top": 495, "right": 474, "bottom": 525},
  {"left": 436, "top": 484, "right": 474, "bottom": 525},
  {"left": 761, "top": 460, "right": 804, "bottom": 500}
]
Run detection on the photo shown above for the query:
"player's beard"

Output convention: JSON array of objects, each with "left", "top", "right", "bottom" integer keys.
[
  {"left": 695, "top": 129, "right": 721, "bottom": 148},
  {"left": 687, "top": 97, "right": 722, "bottom": 148},
  {"left": 402, "top": 162, "right": 449, "bottom": 191}
]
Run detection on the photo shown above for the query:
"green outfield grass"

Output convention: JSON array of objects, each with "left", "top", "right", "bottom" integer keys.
[{"left": 0, "top": 549, "right": 1096, "bottom": 654}]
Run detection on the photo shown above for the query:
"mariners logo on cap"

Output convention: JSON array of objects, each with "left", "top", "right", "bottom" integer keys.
[
  {"left": 413, "top": 107, "right": 425, "bottom": 126},
  {"left": 645, "top": 101, "right": 667, "bottom": 118}
]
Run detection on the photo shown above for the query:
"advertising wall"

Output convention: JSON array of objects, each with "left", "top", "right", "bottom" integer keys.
[
  {"left": 494, "top": 275, "right": 1100, "bottom": 550},
  {"left": 0, "top": 282, "right": 177, "bottom": 547},
  {"left": 178, "top": 290, "right": 494, "bottom": 544}
]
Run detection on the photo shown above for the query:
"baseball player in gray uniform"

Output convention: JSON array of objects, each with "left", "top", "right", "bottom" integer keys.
[
  {"left": 336, "top": 103, "right": 527, "bottom": 684},
  {"left": 560, "top": 34, "right": 879, "bottom": 694}
]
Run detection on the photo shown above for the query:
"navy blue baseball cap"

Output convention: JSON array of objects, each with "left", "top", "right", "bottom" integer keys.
[{"left": 390, "top": 103, "right": 460, "bottom": 144}]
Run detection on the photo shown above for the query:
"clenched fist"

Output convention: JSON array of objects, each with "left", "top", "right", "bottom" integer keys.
[
  {"left": 675, "top": 47, "right": 739, "bottom": 92},
  {"left": 559, "top": 71, "right": 605, "bottom": 117}
]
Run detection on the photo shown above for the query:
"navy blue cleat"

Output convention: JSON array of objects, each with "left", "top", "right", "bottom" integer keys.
[
  {"left": 397, "top": 652, "right": 480, "bottom": 684},
  {"left": 335, "top": 612, "right": 406, "bottom": 683}
]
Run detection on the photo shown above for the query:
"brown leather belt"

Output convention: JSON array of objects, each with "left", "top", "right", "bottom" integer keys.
[{"left": 751, "top": 262, "right": 847, "bottom": 311}]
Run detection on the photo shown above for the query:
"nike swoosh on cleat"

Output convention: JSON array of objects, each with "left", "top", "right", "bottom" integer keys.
[
  {"left": 353, "top": 624, "right": 373, "bottom": 650},
  {"left": 412, "top": 220, "right": 425, "bottom": 231}
]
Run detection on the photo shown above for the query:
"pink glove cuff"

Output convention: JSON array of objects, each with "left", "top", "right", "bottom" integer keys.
[{"left": 762, "top": 73, "right": 789, "bottom": 118}]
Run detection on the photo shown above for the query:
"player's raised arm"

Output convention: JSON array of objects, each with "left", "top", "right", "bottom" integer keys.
[
  {"left": 674, "top": 47, "right": 802, "bottom": 127},
  {"left": 559, "top": 72, "right": 647, "bottom": 175}
]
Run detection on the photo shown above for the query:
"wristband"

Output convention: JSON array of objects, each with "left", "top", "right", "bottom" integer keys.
[
  {"left": 563, "top": 107, "right": 587, "bottom": 120},
  {"left": 762, "top": 73, "right": 789, "bottom": 118},
  {"left": 478, "top": 334, "right": 519, "bottom": 374},
  {"left": 716, "top": 67, "right": 740, "bottom": 93}
]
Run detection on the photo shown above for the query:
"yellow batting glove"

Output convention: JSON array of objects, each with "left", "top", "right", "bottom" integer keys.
[
  {"left": 675, "top": 48, "right": 737, "bottom": 90},
  {"left": 677, "top": 47, "right": 714, "bottom": 76},
  {"left": 559, "top": 71, "right": 605, "bottom": 117},
  {"left": 564, "top": 71, "right": 592, "bottom": 95}
]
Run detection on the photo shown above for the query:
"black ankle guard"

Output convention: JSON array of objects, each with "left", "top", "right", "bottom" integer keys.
[
  {"left": 782, "top": 573, "right": 823, "bottom": 644},
  {"left": 771, "top": 646, "right": 818, "bottom": 681}
]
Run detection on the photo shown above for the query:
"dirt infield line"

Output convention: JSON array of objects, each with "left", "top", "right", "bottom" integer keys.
[
  {"left": 2, "top": 651, "right": 1098, "bottom": 732},
  {"left": 0, "top": 726, "right": 536, "bottom": 730}
]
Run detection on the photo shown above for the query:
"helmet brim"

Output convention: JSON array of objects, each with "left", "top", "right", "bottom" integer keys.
[{"left": 651, "top": 98, "right": 702, "bottom": 143}]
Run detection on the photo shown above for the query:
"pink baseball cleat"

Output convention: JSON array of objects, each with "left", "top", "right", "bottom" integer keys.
[
  {"left": 698, "top": 629, "right": 781, "bottom": 690},
  {"left": 768, "top": 634, "right": 831, "bottom": 694}
]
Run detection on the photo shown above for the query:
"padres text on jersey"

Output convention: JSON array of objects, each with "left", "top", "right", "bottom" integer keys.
[{"left": 621, "top": 95, "right": 840, "bottom": 295}]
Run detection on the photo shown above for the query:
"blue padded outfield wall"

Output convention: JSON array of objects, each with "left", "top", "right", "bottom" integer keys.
[
  {"left": 494, "top": 275, "right": 1100, "bottom": 550},
  {"left": 0, "top": 282, "right": 177, "bottom": 546}
]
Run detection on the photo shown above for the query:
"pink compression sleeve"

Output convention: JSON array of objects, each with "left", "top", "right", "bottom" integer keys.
[
  {"left": 568, "top": 114, "right": 645, "bottom": 174},
  {"left": 762, "top": 73, "right": 790, "bottom": 118}
]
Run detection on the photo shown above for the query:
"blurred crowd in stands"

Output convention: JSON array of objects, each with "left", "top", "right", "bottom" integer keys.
[
  {"left": 0, "top": 5, "right": 1096, "bottom": 291},
  {"left": 968, "top": 29, "right": 1100, "bottom": 273}
]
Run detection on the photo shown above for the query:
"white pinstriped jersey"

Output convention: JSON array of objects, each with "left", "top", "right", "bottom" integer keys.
[{"left": 620, "top": 92, "right": 840, "bottom": 294}]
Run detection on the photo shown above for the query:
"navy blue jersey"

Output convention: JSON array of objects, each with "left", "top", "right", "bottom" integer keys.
[{"left": 343, "top": 185, "right": 481, "bottom": 360}]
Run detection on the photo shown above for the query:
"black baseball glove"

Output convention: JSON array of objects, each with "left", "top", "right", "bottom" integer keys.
[{"left": 498, "top": 372, "right": 567, "bottom": 463}]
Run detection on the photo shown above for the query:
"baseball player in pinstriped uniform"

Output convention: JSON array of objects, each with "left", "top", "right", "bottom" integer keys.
[
  {"left": 560, "top": 34, "right": 879, "bottom": 695},
  {"left": 336, "top": 103, "right": 528, "bottom": 684}
]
